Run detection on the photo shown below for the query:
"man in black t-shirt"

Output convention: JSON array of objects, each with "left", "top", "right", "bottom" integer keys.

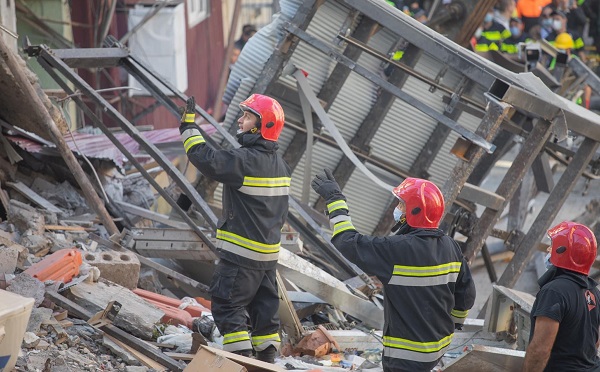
[{"left": 524, "top": 221, "right": 600, "bottom": 372}]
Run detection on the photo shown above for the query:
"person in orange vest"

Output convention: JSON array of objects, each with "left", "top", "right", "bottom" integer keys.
[{"left": 516, "top": 0, "right": 552, "bottom": 32}]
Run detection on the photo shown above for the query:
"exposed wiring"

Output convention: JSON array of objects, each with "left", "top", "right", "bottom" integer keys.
[
  {"left": 56, "top": 86, "right": 142, "bottom": 103},
  {"left": 445, "top": 330, "right": 483, "bottom": 352}
]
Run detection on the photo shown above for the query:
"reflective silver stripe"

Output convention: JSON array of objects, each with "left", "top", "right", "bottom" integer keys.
[
  {"left": 223, "top": 339, "right": 252, "bottom": 352},
  {"left": 332, "top": 220, "right": 355, "bottom": 237},
  {"left": 184, "top": 136, "right": 205, "bottom": 152},
  {"left": 223, "top": 331, "right": 250, "bottom": 344},
  {"left": 217, "top": 240, "right": 279, "bottom": 262},
  {"left": 452, "top": 315, "right": 466, "bottom": 324},
  {"left": 238, "top": 185, "right": 290, "bottom": 196},
  {"left": 181, "top": 128, "right": 202, "bottom": 143},
  {"left": 384, "top": 344, "right": 450, "bottom": 363},
  {"left": 330, "top": 215, "right": 351, "bottom": 225},
  {"left": 388, "top": 272, "right": 459, "bottom": 286},
  {"left": 217, "top": 230, "right": 279, "bottom": 253},
  {"left": 252, "top": 333, "right": 281, "bottom": 351},
  {"left": 451, "top": 309, "right": 468, "bottom": 324}
]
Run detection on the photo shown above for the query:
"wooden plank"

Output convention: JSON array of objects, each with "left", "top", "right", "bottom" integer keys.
[
  {"left": 458, "top": 183, "right": 506, "bottom": 211},
  {"left": 107, "top": 334, "right": 167, "bottom": 371},
  {"left": 45, "top": 224, "right": 92, "bottom": 232},
  {"left": 6, "top": 181, "right": 62, "bottom": 213},
  {"left": 165, "top": 352, "right": 195, "bottom": 361},
  {"left": 115, "top": 201, "right": 188, "bottom": 229},
  {"left": 0, "top": 182, "right": 10, "bottom": 213}
]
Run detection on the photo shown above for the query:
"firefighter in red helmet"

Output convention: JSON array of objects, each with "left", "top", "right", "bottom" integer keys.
[
  {"left": 524, "top": 221, "right": 600, "bottom": 372},
  {"left": 179, "top": 95, "right": 291, "bottom": 363},
  {"left": 311, "top": 172, "right": 475, "bottom": 372}
]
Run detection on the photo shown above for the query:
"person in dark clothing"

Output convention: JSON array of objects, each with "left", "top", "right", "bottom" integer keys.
[
  {"left": 233, "top": 24, "right": 257, "bottom": 52},
  {"left": 545, "top": 10, "right": 586, "bottom": 59},
  {"left": 523, "top": 221, "right": 600, "bottom": 372},
  {"left": 543, "top": 0, "right": 587, "bottom": 35},
  {"left": 311, "top": 173, "right": 476, "bottom": 372},
  {"left": 582, "top": 0, "right": 600, "bottom": 54},
  {"left": 179, "top": 94, "right": 291, "bottom": 363},
  {"left": 502, "top": 17, "right": 531, "bottom": 54},
  {"left": 475, "top": 11, "right": 511, "bottom": 52}
]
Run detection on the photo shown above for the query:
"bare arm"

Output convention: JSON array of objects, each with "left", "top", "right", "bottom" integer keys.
[{"left": 523, "top": 316, "right": 559, "bottom": 372}]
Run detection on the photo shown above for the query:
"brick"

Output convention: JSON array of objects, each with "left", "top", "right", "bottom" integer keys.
[
  {"left": 24, "top": 249, "right": 82, "bottom": 283},
  {"left": 83, "top": 250, "right": 140, "bottom": 290}
]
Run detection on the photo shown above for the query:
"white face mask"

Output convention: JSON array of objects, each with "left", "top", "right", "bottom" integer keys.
[
  {"left": 552, "top": 20, "right": 563, "bottom": 31},
  {"left": 393, "top": 208, "right": 404, "bottom": 222},
  {"left": 544, "top": 252, "right": 553, "bottom": 269},
  {"left": 475, "top": 27, "right": 483, "bottom": 39}
]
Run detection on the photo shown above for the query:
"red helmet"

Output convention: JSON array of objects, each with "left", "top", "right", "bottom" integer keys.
[
  {"left": 548, "top": 221, "right": 597, "bottom": 275},
  {"left": 392, "top": 178, "right": 444, "bottom": 228},
  {"left": 239, "top": 94, "right": 285, "bottom": 141}
]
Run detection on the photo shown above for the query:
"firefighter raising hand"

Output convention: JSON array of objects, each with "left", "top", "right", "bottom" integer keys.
[
  {"left": 311, "top": 168, "right": 344, "bottom": 203},
  {"left": 180, "top": 96, "right": 196, "bottom": 124}
]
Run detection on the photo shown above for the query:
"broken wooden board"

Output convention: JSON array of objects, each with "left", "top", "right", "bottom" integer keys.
[
  {"left": 131, "top": 228, "right": 217, "bottom": 261},
  {"left": 441, "top": 345, "right": 525, "bottom": 371},
  {"left": 7, "top": 181, "right": 62, "bottom": 213}
]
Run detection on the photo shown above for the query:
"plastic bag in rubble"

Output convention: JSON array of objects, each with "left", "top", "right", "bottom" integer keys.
[
  {"left": 157, "top": 325, "right": 193, "bottom": 353},
  {"left": 193, "top": 315, "right": 216, "bottom": 340},
  {"left": 178, "top": 297, "right": 201, "bottom": 310}
]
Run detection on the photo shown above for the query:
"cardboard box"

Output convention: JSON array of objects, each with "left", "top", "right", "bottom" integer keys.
[{"left": 185, "top": 346, "right": 285, "bottom": 372}]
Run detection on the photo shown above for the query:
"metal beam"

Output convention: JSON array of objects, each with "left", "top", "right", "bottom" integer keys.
[
  {"left": 314, "top": 44, "right": 423, "bottom": 212},
  {"left": 497, "top": 137, "right": 600, "bottom": 288},
  {"left": 531, "top": 152, "right": 554, "bottom": 193},
  {"left": 282, "top": 16, "right": 379, "bottom": 170},
  {"left": 568, "top": 57, "right": 600, "bottom": 95},
  {"left": 284, "top": 23, "right": 496, "bottom": 153},
  {"left": 33, "top": 49, "right": 218, "bottom": 255},
  {"left": 462, "top": 119, "right": 554, "bottom": 262},
  {"left": 50, "top": 48, "right": 129, "bottom": 68}
]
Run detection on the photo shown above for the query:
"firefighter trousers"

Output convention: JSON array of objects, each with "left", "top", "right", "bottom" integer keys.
[{"left": 210, "top": 259, "right": 281, "bottom": 353}]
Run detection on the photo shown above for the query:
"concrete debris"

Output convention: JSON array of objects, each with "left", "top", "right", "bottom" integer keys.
[
  {"left": 7, "top": 272, "right": 46, "bottom": 307},
  {"left": 0, "top": 244, "right": 20, "bottom": 273},
  {"left": 26, "top": 307, "right": 53, "bottom": 333},
  {"left": 137, "top": 267, "right": 163, "bottom": 293},
  {"left": 20, "top": 233, "right": 52, "bottom": 256},
  {"left": 67, "top": 278, "right": 164, "bottom": 340},
  {"left": 22, "top": 331, "right": 40, "bottom": 348},
  {"left": 8, "top": 199, "right": 45, "bottom": 235},
  {"left": 83, "top": 249, "right": 141, "bottom": 289},
  {"left": 31, "top": 178, "right": 90, "bottom": 215}
]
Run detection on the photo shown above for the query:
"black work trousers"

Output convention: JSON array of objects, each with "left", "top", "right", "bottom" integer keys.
[{"left": 210, "top": 259, "right": 280, "bottom": 353}]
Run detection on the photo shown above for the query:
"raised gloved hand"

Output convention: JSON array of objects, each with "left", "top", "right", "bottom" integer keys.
[
  {"left": 311, "top": 168, "right": 344, "bottom": 203},
  {"left": 180, "top": 96, "right": 196, "bottom": 125}
]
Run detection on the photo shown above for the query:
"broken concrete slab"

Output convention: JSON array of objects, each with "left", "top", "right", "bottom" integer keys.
[
  {"left": 67, "top": 279, "right": 164, "bottom": 340},
  {"left": 8, "top": 199, "right": 45, "bottom": 235},
  {"left": 83, "top": 249, "right": 140, "bottom": 289},
  {"left": 0, "top": 245, "right": 20, "bottom": 273},
  {"left": 27, "top": 307, "right": 53, "bottom": 333},
  {"left": 20, "top": 233, "right": 52, "bottom": 256},
  {"left": 7, "top": 272, "right": 45, "bottom": 307},
  {"left": 22, "top": 331, "right": 40, "bottom": 348},
  {"left": 137, "top": 267, "right": 163, "bottom": 293}
]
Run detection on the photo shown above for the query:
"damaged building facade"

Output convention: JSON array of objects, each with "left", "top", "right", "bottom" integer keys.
[{"left": 1, "top": 0, "right": 600, "bottom": 370}]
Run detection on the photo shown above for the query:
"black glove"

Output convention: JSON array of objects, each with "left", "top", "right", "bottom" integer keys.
[
  {"left": 311, "top": 168, "right": 344, "bottom": 203},
  {"left": 454, "top": 323, "right": 463, "bottom": 331},
  {"left": 180, "top": 96, "right": 196, "bottom": 125}
]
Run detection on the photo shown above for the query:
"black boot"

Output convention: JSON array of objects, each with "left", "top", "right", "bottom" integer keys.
[
  {"left": 232, "top": 349, "right": 253, "bottom": 358},
  {"left": 255, "top": 345, "right": 277, "bottom": 363}
]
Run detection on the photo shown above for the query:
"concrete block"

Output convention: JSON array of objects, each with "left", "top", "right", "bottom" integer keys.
[
  {"left": 26, "top": 307, "right": 53, "bottom": 333},
  {"left": 8, "top": 201, "right": 45, "bottom": 235},
  {"left": 0, "top": 245, "right": 19, "bottom": 273},
  {"left": 7, "top": 272, "right": 45, "bottom": 307},
  {"left": 83, "top": 250, "right": 140, "bottom": 290},
  {"left": 68, "top": 279, "right": 164, "bottom": 340}
]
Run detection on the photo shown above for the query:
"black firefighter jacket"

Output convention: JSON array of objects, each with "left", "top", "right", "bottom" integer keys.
[
  {"left": 329, "top": 211, "right": 476, "bottom": 371},
  {"left": 180, "top": 126, "right": 291, "bottom": 270}
]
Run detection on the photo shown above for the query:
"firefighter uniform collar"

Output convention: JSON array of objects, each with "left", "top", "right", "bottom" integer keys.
[{"left": 237, "top": 132, "right": 279, "bottom": 152}]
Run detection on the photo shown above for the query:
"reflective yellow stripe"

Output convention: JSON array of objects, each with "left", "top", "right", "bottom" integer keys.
[
  {"left": 184, "top": 113, "right": 195, "bottom": 122},
  {"left": 392, "top": 50, "right": 404, "bottom": 61},
  {"left": 451, "top": 309, "right": 468, "bottom": 319},
  {"left": 184, "top": 136, "right": 205, "bottom": 152},
  {"left": 243, "top": 176, "right": 291, "bottom": 187},
  {"left": 216, "top": 230, "right": 280, "bottom": 254},
  {"left": 383, "top": 334, "right": 453, "bottom": 353},
  {"left": 501, "top": 44, "right": 518, "bottom": 54},
  {"left": 501, "top": 29, "right": 511, "bottom": 39},
  {"left": 392, "top": 262, "right": 461, "bottom": 277},
  {"left": 575, "top": 38, "right": 584, "bottom": 49},
  {"left": 251, "top": 333, "right": 280, "bottom": 345},
  {"left": 332, "top": 220, "right": 355, "bottom": 237},
  {"left": 223, "top": 331, "right": 250, "bottom": 344},
  {"left": 481, "top": 31, "right": 502, "bottom": 41},
  {"left": 489, "top": 43, "right": 499, "bottom": 51},
  {"left": 475, "top": 44, "right": 490, "bottom": 52},
  {"left": 327, "top": 200, "right": 348, "bottom": 214}
]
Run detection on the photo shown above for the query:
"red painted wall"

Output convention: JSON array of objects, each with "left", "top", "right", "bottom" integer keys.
[{"left": 70, "top": 0, "right": 225, "bottom": 130}]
